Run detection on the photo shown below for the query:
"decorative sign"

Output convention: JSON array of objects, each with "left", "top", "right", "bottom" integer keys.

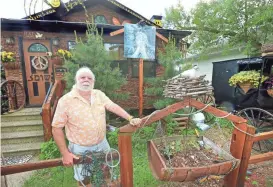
[
  {"left": 27, "top": 74, "right": 51, "bottom": 81},
  {"left": 35, "top": 32, "right": 43, "bottom": 39},
  {"left": 55, "top": 67, "right": 67, "bottom": 73},
  {"left": 29, "top": 43, "right": 48, "bottom": 52},
  {"left": 31, "top": 56, "right": 49, "bottom": 71},
  {"left": 27, "top": 9, "right": 56, "bottom": 20},
  {"left": 124, "top": 24, "right": 156, "bottom": 60},
  {"left": 55, "top": 67, "right": 67, "bottom": 79},
  {"left": 154, "top": 20, "right": 162, "bottom": 27},
  {"left": 50, "top": 0, "right": 61, "bottom": 8},
  {"left": 65, "top": 0, "right": 87, "bottom": 12},
  {"left": 24, "top": 32, "right": 45, "bottom": 40}
]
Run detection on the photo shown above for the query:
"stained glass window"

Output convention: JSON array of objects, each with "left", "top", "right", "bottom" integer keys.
[
  {"left": 28, "top": 43, "right": 48, "bottom": 52},
  {"left": 95, "top": 15, "right": 108, "bottom": 24}
]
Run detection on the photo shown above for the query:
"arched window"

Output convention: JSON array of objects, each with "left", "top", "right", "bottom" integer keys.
[
  {"left": 95, "top": 15, "right": 108, "bottom": 24},
  {"left": 28, "top": 43, "right": 48, "bottom": 52}
]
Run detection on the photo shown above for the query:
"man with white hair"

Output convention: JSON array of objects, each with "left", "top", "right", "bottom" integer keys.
[{"left": 52, "top": 67, "right": 142, "bottom": 187}]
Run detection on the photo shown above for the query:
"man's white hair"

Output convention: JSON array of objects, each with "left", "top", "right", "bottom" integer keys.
[{"left": 75, "top": 67, "right": 95, "bottom": 83}]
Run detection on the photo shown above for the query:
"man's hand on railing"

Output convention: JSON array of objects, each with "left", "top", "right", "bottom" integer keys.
[{"left": 129, "top": 118, "right": 142, "bottom": 127}]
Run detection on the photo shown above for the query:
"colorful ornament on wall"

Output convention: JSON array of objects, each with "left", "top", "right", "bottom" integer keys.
[
  {"left": 112, "top": 17, "right": 121, "bottom": 25},
  {"left": 31, "top": 56, "right": 49, "bottom": 71},
  {"left": 50, "top": 0, "right": 61, "bottom": 8}
]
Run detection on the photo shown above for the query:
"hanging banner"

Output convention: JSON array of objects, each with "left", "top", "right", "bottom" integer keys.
[{"left": 124, "top": 23, "right": 156, "bottom": 60}]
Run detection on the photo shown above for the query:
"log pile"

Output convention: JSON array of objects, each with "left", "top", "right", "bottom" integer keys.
[
  {"left": 163, "top": 75, "right": 213, "bottom": 99},
  {"left": 261, "top": 43, "right": 273, "bottom": 56}
]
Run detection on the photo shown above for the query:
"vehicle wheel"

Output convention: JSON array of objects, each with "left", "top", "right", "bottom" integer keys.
[
  {"left": 237, "top": 108, "right": 273, "bottom": 152},
  {"left": 1, "top": 80, "right": 26, "bottom": 114}
]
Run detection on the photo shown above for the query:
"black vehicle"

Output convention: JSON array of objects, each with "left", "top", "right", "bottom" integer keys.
[
  {"left": 212, "top": 55, "right": 273, "bottom": 152},
  {"left": 212, "top": 56, "right": 273, "bottom": 112}
]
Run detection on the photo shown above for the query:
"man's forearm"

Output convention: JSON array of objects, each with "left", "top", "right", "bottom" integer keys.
[
  {"left": 52, "top": 127, "right": 69, "bottom": 155},
  {"left": 106, "top": 103, "right": 131, "bottom": 121}
]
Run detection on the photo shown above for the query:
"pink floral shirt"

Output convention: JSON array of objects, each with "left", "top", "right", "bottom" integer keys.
[{"left": 52, "top": 86, "right": 114, "bottom": 146}]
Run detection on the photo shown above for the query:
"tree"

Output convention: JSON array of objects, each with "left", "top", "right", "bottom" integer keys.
[
  {"left": 63, "top": 22, "right": 128, "bottom": 100},
  {"left": 164, "top": 0, "right": 273, "bottom": 57},
  {"left": 145, "top": 37, "right": 188, "bottom": 109}
]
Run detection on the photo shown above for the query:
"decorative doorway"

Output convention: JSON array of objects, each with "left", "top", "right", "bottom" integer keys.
[{"left": 23, "top": 40, "right": 53, "bottom": 105}]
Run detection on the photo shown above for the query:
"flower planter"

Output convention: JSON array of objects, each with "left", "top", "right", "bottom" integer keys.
[
  {"left": 267, "top": 89, "right": 273, "bottom": 98},
  {"left": 147, "top": 135, "right": 240, "bottom": 182},
  {"left": 238, "top": 82, "right": 253, "bottom": 93},
  {"left": 50, "top": 58, "right": 63, "bottom": 66},
  {"left": 2, "top": 62, "right": 20, "bottom": 70}
]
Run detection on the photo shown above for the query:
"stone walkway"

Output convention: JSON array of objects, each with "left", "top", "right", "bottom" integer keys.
[{"left": 1, "top": 155, "right": 39, "bottom": 187}]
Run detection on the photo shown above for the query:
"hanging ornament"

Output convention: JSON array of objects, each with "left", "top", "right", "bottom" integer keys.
[{"left": 31, "top": 56, "right": 49, "bottom": 71}]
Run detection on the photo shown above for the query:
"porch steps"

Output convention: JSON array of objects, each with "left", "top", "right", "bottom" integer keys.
[{"left": 1, "top": 108, "right": 44, "bottom": 157}]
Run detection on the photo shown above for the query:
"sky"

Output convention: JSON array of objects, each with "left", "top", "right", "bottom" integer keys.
[{"left": 0, "top": 0, "right": 201, "bottom": 20}]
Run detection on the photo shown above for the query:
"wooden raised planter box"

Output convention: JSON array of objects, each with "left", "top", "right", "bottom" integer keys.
[{"left": 147, "top": 135, "right": 240, "bottom": 182}]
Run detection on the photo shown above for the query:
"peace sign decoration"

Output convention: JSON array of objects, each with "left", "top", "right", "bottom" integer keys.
[{"left": 31, "top": 56, "right": 49, "bottom": 71}]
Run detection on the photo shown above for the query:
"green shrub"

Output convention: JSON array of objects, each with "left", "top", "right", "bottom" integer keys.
[{"left": 40, "top": 138, "right": 61, "bottom": 160}]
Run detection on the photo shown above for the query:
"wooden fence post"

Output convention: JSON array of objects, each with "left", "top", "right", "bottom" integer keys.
[
  {"left": 118, "top": 133, "right": 133, "bottom": 187},
  {"left": 224, "top": 122, "right": 248, "bottom": 187},
  {"left": 237, "top": 125, "right": 256, "bottom": 187}
]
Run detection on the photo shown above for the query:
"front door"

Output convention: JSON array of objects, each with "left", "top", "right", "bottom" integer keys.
[{"left": 23, "top": 40, "right": 53, "bottom": 105}]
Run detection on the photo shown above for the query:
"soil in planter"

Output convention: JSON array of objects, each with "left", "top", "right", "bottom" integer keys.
[{"left": 156, "top": 139, "right": 228, "bottom": 168}]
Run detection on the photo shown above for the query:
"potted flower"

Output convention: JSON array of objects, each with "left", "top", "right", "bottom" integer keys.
[
  {"left": 49, "top": 49, "right": 72, "bottom": 65},
  {"left": 229, "top": 70, "right": 268, "bottom": 93},
  {"left": 1, "top": 51, "right": 19, "bottom": 69},
  {"left": 264, "top": 77, "right": 273, "bottom": 97}
]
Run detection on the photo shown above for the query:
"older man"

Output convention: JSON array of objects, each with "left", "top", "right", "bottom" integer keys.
[{"left": 52, "top": 67, "right": 141, "bottom": 187}]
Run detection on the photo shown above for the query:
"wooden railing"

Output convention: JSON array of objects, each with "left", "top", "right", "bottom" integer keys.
[
  {"left": 41, "top": 80, "right": 66, "bottom": 141},
  {"left": 248, "top": 131, "right": 273, "bottom": 164},
  {"left": 237, "top": 126, "right": 273, "bottom": 187}
]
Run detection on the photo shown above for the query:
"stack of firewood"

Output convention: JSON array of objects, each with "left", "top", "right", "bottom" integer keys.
[
  {"left": 163, "top": 75, "right": 213, "bottom": 99},
  {"left": 261, "top": 43, "right": 273, "bottom": 56}
]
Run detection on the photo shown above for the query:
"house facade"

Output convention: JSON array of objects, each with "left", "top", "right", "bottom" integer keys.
[
  {"left": 185, "top": 47, "right": 247, "bottom": 82},
  {"left": 1, "top": 0, "right": 191, "bottom": 109}
]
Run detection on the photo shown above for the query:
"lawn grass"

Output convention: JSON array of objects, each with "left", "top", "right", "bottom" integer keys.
[
  {"left": 23, "top": 117, "right": 233, "bottom": 187},
  {"left": 23, "top": 166, "right": 76, "bottom": 187},
  {"left": 23, "top": 124, "right": 163, "bottom": 187}
]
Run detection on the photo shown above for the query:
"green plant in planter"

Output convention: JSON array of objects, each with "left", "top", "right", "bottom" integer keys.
[{"left": 229, "top": 70, "right": 268, "bottom": 88}]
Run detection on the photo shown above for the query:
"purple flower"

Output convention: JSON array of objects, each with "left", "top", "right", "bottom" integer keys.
[{"left": 264, "top": 77, "right": 273, "bottom": 89}]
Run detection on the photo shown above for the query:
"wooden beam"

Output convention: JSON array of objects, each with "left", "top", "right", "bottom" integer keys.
[
  {"left": 139, "top": 58, "right": 143, "bottom": 117},
  {"left": 249, "top": 152, "right": 273, "bottom": 165},
  {"left": 190, "top": 99, "right": 247, "bottom": 123},
  {"left": 109, "top": 28, "right": 168, "bottom": 43},
  {"left": 224, "top": 122, "right": 248, "bottom": 187},
  {"left": 253, "top": 131, "right": 273, "bottom": 142},
  {"left": 118, "top": 133, "right": 133, "bottom": 187},
  {"left": 156, "top": 32, "right": 168, "bottom": 43},
  {"left": 237, "top": 125, "right": 256, "bottom": 187},
  {"left": 110, "top": 28, "right": 124, "bottom": 36},
  {"left": 119, "top": 98, "right": 190, "bottom": 133}
]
